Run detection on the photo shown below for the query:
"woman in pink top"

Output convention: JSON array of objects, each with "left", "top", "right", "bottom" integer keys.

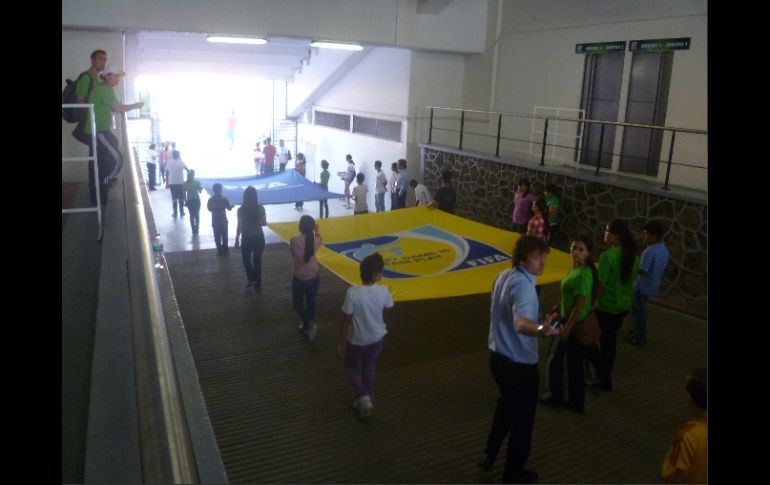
[
  {"left": 290, "top": 215, "right": 323, "bottom": 342},
  {"left": 512, "top": 178, "right": 535, "bottom": 234}
]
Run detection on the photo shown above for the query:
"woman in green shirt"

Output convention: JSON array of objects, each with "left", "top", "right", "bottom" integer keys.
[
  {"left": 587, "top": 219, "right": 639, "bottom": 391},
  {"left": 541, "top": 234, "right": 598, "bottom": 414}
]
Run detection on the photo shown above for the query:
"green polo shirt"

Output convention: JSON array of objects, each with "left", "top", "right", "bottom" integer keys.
[
  {"left": 560, "top": 265, "right": 593, "bottom": 321},
  {"left": 596, "top": 247, "right": 640, "bottom": 314},
  {"left": 84, "top": 83, "right": 118, "bottom": 134}
]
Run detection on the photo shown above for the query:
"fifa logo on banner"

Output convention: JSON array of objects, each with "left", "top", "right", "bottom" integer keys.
[{"left": 325, "top": 225, "right": 511, "bottom": 278}]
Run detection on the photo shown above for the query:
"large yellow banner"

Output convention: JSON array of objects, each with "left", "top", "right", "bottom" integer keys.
[{"left": 270, "top": 206, "right": 573, "bottom": 302}]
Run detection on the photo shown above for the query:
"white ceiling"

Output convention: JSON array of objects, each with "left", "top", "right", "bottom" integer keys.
[{"left": 135, "top": 31, "right": 315, "bottom": 80}]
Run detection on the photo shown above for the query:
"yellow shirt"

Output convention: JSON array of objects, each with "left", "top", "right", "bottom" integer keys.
[{"left": 662, "top": 420, "right": 707, "bottom": 483}]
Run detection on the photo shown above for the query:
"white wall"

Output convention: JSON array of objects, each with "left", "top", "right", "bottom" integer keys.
[
  {"left": 295, "top": 47, "right": 413, "bottom": 209},
  {"left": 62, "top": 0, "right": 487, "bottom": 53},
  {"left": 62, "top": 29, "right": 124, "bottom": 182},
  {"left": 458, "top": 0, "right": 707, "bottom": 190},
  {"left": 406, "top": 51, "right": 465, "bottom": 178},
  {"left": 286, "top": 49, "right": 359, "bottom": 116}
]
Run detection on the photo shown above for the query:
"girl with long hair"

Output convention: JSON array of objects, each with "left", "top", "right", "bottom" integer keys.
[
  {"left": 291, "top": 215, "right": 323, "bottom": 341},
  {"left": 234, "top": 186, "right": 267, "bottom": 288},
  {"left": 587, "top": 219, "right": 639, "bottom": 391},
  {"left": 541, "top": 234, "right": 598, "bottom": 414}
]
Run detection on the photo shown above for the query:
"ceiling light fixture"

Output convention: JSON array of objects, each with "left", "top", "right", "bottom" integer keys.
[
  {"left": 206, "top": 35, "right": 267, "bottom": 45},
  {"left": 309, "top": 41, "right": 363, "bottom": 51}
]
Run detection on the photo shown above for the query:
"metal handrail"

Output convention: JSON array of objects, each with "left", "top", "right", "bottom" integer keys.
[
  {"left": 426, "top": 105, "right": 707, "bottom": 135},
  {"left": 425, "top": 105, "right": 707, "bottom": 191},
  {"left": 119, "top": 113, "right": 200, "bottom": 483},
  {"left": 61, "top": 103, "right": 102, "bottom": 239}
]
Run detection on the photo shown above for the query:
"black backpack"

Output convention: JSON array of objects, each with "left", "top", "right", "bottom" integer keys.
[{"left": 62, "top": 72, "right": 93, "bottom": 123}]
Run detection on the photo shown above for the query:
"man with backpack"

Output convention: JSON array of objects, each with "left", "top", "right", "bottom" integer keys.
[
  {"left": 83, "top": 64, "right": 144, "bottom": 203},
  {"left": 69, "top": 50, "right": 106, "bottom": 203}
]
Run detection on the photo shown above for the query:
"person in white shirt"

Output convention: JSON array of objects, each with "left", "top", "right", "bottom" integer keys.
[
  {"left": 165, "top": 149, "right": 190, "bottom": 217},
  {"left": 147, "top": 142, "right": 158, "bottom": 190},
  {"left": 373, "top": 160, "right": 388, "bottom": 212},
  {"left": 277, "top": 139, "right": 290, "bottom": 171},
  {"left": 352, "top": 173, "right": 369, "bottom": 215},
  {"left": 409, "top": 179, "right": 431, "bottom": 207},
  {"left": 336, "top": 252, "right": 394, "bottom": 420}
]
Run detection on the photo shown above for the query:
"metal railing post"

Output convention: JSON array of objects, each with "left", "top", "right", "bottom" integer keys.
[
  {"left": 662, "top": 130, "right": 676, "bottom": 191},
  {"left": 428, "top": 108, "right": 434, "bottom": 144},
  {"left": 595, "top": 123, "right": 605, "bottom": 176},
  {"left": 495, "top": 114, "right": 502, "bottom": 157},
  {"left": 458, "top": 110, "right": 465, "bottom": 150},
  {"left": 540, "top": 118, "right": 549, "bottom": 166}
]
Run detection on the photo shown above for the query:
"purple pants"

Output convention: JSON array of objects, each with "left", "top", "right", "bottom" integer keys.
[{"left": 344, "top": 339, "right": 384, "bottom": 402}]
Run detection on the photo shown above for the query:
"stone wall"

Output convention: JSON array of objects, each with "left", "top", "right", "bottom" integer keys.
[{"left": 421, "top": 146, "right": 707, "bottom": 318}]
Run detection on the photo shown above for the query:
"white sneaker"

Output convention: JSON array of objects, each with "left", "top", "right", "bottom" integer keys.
[
  {"left": 307, "top": 322, "right": 318, "bottom": 342},
  {"left": 356, "top": 395, "right": 373, "bottom": 419}
]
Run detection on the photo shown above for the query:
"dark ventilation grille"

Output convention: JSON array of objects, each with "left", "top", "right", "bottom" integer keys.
[
  {"left": 353, "top": 115, "right": 402, "bottom": 142},
  {"left": 314, "top": 110, "right": 351, "bottom": 131}
]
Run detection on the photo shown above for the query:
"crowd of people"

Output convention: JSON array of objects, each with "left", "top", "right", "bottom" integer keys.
[{"left": 71, "top": 47, "right": 697, "bottom": 485}]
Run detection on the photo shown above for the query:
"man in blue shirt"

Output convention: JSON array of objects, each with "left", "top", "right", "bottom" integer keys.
[
  {"left": 630, "top": 221, "right": 670, "bottom": 346},
  {"left": 479, "top": 235, "right": 560, "bottom": 484}
]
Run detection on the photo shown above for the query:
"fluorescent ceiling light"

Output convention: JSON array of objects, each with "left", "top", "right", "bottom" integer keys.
[
  {"left": 206, "top": 35, "right": 267, "bottom": 45},
  {"left": 309, "top": 41, "right": 363, "bottom": 51}
]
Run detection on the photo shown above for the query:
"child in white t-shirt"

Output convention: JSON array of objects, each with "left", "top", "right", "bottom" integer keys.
[
  {"left": 336, "top": 252, "right": 394, "bottom": 420},
  {"left": 352, "top": 172, "right": 369, "bottom": 215}
]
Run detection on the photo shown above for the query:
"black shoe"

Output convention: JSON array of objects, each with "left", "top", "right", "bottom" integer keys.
[
  {"left": 172, "top": 212, "right": 177, "bottom": 218},
  {"left": 629, "top": 337, "right": 647, "bottom": 347},
  {"left": 591, "top": 380, "right": 613, "bottom": 391},
  {"left": 539, "top": 396, "right": 564, "bottom": 407},
  {"left": 504, "top": 468, "right": 538, "bottom": 484},
  {"left": 565, "top": 400, "right": 585, "bottom": 415},
  {"left": 477, "top": 453, "right": 495, "bottom": 471}
]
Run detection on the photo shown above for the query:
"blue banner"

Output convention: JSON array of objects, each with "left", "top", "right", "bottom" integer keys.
[{"left": 198, "top": 170, "right": 345, "bottom": 205}]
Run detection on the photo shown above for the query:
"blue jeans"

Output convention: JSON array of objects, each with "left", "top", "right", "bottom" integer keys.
[
  {"left": 631, "top": 289, "right": 650, "bottom": 344},
  {"left": 292, "top": 275, "right": 320, "bottom": 329},
  {"left": 375, "top": 192, "right": 385, "bottom": 212}
]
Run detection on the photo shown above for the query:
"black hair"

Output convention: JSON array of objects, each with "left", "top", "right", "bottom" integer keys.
[
  {"left": 409, "top": 179, "right": 417, "bottom": 187},
  {"left": 534, "top": 197, "right": 550, "bottom": 239},
  {"left": 374, "top": 160, "right": 382, "bottom": 169},
  {"left": 240, "top": 186, "right": 262, "bottom": 224},
  {"left": 356, "top": 173, "right": 365, "bottom": 184},
  {"left": 607, "top": 219, "right": 637, "bottom": 283},
  {"left": 512, "top": 235, "right": 548, "bottom": 267},
  {"left": 397, "top": 158, "right": 407, "bottom": 169},
  {"left": 545, "top": 183, "right": 558, "bottom": 195},
  {"left": 149, "top": 142, "right": 156, "bottom": 150},
  {"left": 571, "top": 234, "right": 598, "bottom": 296},
  {"left": 213, "top": 183, "right": 222, "bottom": 194},
  {"left": 644, "top": 220, "right": 665, "bottom": 240},
  {"left": 91, "top": 49, "right": 106, "bottom": 60},
  {"left": 391, "top": 162, "right": 398, "bottom": 171},
  {"left": 686, "top": 368, "right": 707, "bottom": 410},
  {"left": 360, "top": 252, "right": 384, "bottom": 283},
  {"left": 346, "top": 154, "right": 353, "bottom": 162},
  {"left": 517, "top": 178, "right": 530, "bottom": 188},
  {"left": 172, "top": 150, "right": 180, "bottom": 159},
  {"left": 298, "top": 215, "right": 316, "bottom": 263},
  {"left": 441, "top": 170, "right": 452, "bottom": 183},
  {"left": 321, "top": 159, "right": 329, "bottom": 169}
]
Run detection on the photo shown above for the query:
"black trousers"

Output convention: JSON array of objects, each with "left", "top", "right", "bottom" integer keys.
[
  {"left": 484, "top": 352, "right": 539, "bottom": 480},
  {"left": 147, "top": 162, "right": 157, "bottom": 189},
  {"left": 587, "top": 309, "right": 629, "bottom": 385},
  {"left": 546, "top": 334, "right": 586, "bottom": 410},
  {"left": 241, "top": 234, "right": 265, "bottom": 284}
]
